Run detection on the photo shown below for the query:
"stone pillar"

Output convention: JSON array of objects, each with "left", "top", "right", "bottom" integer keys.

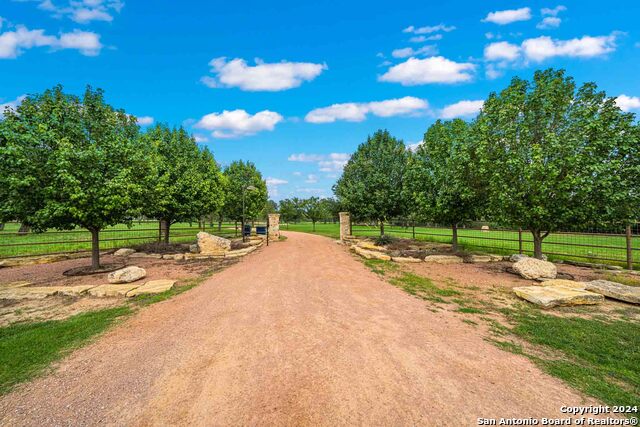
[
  {"left": 268, "top": 213, "right": 280, "bottom": 240},
  {"left": 339, "top": 212, "right": 352, "bottom": 241}
]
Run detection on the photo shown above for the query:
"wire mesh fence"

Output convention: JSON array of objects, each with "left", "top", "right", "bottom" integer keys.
[
  {"left": 348, "top": 219, "right": 639, "bottom": 269},
  {"left": 0, "top": 221, "right": 243, "bottom": 259}
]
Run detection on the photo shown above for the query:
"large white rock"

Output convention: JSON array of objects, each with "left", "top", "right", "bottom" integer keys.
[
  {"left": 512, "top": 257, "right": 557, "bottom": 280},
  {"left": 107, "top": 266, "right": 147, "bottom": 284},
  {"left": 513, "top": 286, "right": 604, "bottom": 308},
  {"left": 197, "top": 232, "right": 231, "bottom": 255},
  {"left": 89, "top": 284, "right": 140, "bottom": 297},
  {"left": 126, "top": 280, "right": 176, "bottom": 297},
  {"left": 353, "top": 246, "right": 391, "bottom": 261},
  {"left": 585, "top": 280, "right": 640, "bottom": 304},
  {"left": 114, "top": 248, "right": 136, "bottom": 257},
  {"left": 423, "top": 255, "right": 463, "bottom": 264}
]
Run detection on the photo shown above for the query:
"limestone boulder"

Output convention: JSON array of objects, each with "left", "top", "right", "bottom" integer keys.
[
  {"left": 129, "top": 253, "right": 162, "bottom": 259},
  {"left": 509, "top": 254, "right": 547, "bottom": 262},
  {"left": 197, "top": 232, "right": 231, "bottom": 255},
  {"left": 512, "top": 257, "right": 557, "bottom": 280},
  {"left": 541, "top": 279, "right": 586, "bottom": 290},
  {"left": 357, "top": 241, "right": 387, "bottom": 252},
  {"left": 513, "top": 286, "right": 604, "bottom": 308},
  {"left": 107, "top": 266, "right": 146, "bottom": 284},
  {"left": 162, "top": 254, "right": 185, "bottom": 261},
  {"left": 88, "top": 284, "right": 140, "bottom": 298},
  {"left": 114, "top": 248, "right": 135, "bottom": 257},
  {"left": 423, "top": 255, "right": 463, "bottom": 264},
  {"left": 354, "top": 246, "right": 391, "bottom": 261},
  {"left": 0, "top": 281, "right": 32, "bottom": 289},
  {"left": 585, "top": 280, "right": 640, "bottom": 304},
  {"left": 126, "top": 280, "right": 175, "bottom": 297},
  {"left": 391, "top": 256, "right": 422, "bottom": 263}
]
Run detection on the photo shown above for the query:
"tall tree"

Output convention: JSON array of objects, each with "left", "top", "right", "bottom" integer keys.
[
  {"left": 334, "top": 129, "right": 408, "bottom": 236},
  {"left": 278, "top": 198, "right": 305, "bottom": 223},
  {"left": 0, "top": 85, "right": 151, "bottom": 269},
  {"left": 144, "top": 124, "right": 225, "bottom": 243},
  {"left": 301, "top": 197, "right": 328, "bottom": 231},
  {"left": 318, "top": 198, "right": 341, "bottom": 222},
  {"left": 474, "top": 69, "right": 640, "bottom": 258},
  {"left": 406, "top": 119, "right": 483, "bottom": 251},
  {"left": 221, "top": 161, "right": 268, "bottom": 234}
]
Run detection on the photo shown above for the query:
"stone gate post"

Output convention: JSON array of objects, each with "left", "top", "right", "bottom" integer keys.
[
  {"left": 268, "top": 213, "right": 280, "bottom": 240},
  {"left": 339, "top": 212, "right": 352, "bottom": 241}
]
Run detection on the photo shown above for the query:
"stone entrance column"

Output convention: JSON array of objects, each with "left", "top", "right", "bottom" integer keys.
[
  {"left": 339, "top": 212, "right": 352, "bottom": 241},
  {"left": 268, "top": 213, "right": 280, "bottom": 240}
]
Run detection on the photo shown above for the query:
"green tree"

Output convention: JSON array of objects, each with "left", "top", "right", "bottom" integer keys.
[
  {"left": 0, "top": 85, "right": 151, "bottom": 269},
  {"left": 278, "top": 198, "right": 305, "bottom": 223},
  {"left": 144, "top": 124, "right": 225, "bottom": 243},
  {"left": 474, "top": 69, "right": 640, "bottom": 258},
  {"left": 334, "top": 129, "right": 408, "bottom": 236},
  {"left": 406, "top": 119, "right": 483, "bottom": 251},
  {"left": 301, "top": 197, "right": 328, "bottom": 231},
  {"left": 222, "top": 161, "right": 268, "bottom": 233},
  {"left": 318, "top": 198, "right": 341, "bottom": 222}
]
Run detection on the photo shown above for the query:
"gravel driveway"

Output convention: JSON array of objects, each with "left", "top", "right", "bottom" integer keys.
[{"left": 0, "top": 231, "right": 598, "bottom": 426}]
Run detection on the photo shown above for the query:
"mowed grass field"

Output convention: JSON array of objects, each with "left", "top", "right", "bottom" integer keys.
[
  {"left": 282, "top": 222, "right": 640, "bottom": 269},
  {"left": 0, "top": 221, "right": 241, "bottom": 258}
]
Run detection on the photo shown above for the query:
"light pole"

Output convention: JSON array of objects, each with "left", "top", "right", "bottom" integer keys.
[{"left": 242, "top": 185, "right": 257, "bottom": 242}]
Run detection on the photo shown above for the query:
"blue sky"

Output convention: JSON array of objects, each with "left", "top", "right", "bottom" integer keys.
[{"left": 1, "top": 0, "right": 639, "bottom": 200}]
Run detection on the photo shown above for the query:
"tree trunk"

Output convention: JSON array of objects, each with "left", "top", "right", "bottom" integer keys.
[
  {"left": 0, "top": 223, "right": 4, "bottom": 231},
  {"left": 241, "top": 219, "right": 245, "bottom": 242},
  {"left": 531, "top": 229, "right": 547, "bottom": 259},
  {"left": 160, "top": 219, "right": 170, "bottom": 244},
  {"left": 312, "top": 220, "right": 316, "bottom": 231},
  {"left": 452, "top": 223, "right": 459, "bottom": 252},
  {"left": 380, "top": 220, "right": 385, "bottom": 237},
  {"left": 235, "top": 221, "right": 238, "bottom": 237},
  {"left": 17, "top": 224, "right": 30, "bottom": 235},
  {"left": 218, "top": 218, "right": 222, "bottom": 232},
  {"left": 90, "top": 228, "right": 100, "bottom": 270}
]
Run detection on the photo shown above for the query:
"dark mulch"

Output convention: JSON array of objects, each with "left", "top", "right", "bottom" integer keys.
[
  {"left": 132, "top": 242, "right": 191, "bottom": 254},
  {"left": 63, "top": 263, "right": 125, "bottom": 277}
]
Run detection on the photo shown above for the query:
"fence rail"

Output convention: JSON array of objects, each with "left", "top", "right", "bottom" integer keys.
[{"left": 0, "top": 221, "right": 253, "bottom": 259}]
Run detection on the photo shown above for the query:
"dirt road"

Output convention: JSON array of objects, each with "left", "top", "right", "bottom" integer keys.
[{"left": 0, "top": 232, "right": 597, "bottom": 426}]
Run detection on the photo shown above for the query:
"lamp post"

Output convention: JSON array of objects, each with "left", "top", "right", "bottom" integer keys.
[{"left": 242, "top": 185, "right": 257, "bottom": 242}]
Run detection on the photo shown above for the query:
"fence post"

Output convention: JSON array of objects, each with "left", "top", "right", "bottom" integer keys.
[
  {"left": 518, "top": 228, "right": 523, "bottom": 254},
  {"left": 626, "top": 225, "right": 633, "bottom": 270}
]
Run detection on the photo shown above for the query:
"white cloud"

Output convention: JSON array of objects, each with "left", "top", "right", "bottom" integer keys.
[
  {"left": 0, "top": 26, "right": 102, "bottom": 58},
  {"left": 403, "top": 24, "right": 456, "bottom": 34},
  {"left": 305, "top": 174, "right": 318, "bottom": 183},
  {"left": 406, "top": 141, "right": 423, "bottom": 152},
  {"left": 266, "top": 177, "right": 288, "bottom": 197},
  {"left": 522, "top": 34, "right": 617, "bottom": 62},
  {"left": 537, "top": 17, "right": 561, "bottom": 29},
  {"left": 288, "top": 153, "right": 350, "bottom": 173},
  {"left": 410, "top": 35, "right": 442, "bottom": 43},
  {"left": 194, "top": 109, "right": 283, "bottom": 138},
  {"left": 482, "top": 7, "right": 532, "bottom": 25},
  {"left": 0, "top": 94, "right": 26, "bottom": 116},
  {"left": 305, "top": 96, "right": 429, "bottom": 123},
  {"left": 616, "top": 95, "right": 640, "bottom": 112},
  {"left": 135, "top": 116, "right": 154, "bottom": 126},
  {"left": 18, "top": 0, "right": 124, "bottom": 24},
  {"left": 485, "top": 64, "right": 503, "bottom": 80},
  {"left": 193, "top": 134, "right": 208, "bottom": 143},
  {"left": 439, "top": 100, "right": 484, "bottom": 119},
  {"left": 484, "top": 41, "right": 521, "bottom": 61},
  {"left": 201, "top": 57, "right": 327, "bottom": 91},
  {"left": 541, "top": 5, "right": 567, "bottom": 16},
  {"left": 292, "top": 171, "right": 302, "bottom": 176},
  {"left": 391, "top": 45, "right": 437, "bottom": 58},
  {"left": 379, "top": 56, "right": 475, "bottom": 85}
]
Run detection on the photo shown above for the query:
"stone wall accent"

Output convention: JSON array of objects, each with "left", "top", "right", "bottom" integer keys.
[
  {"left": 197, "top": 232, "right": 231, "bottom": 255},
  {"left": 268, "top": 213, "right": 281, "bottom": 240},
  {"left": 339, "top": 212, "right": 352, "bottom": 241}
]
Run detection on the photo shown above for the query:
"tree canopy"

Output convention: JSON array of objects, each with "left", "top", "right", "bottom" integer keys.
[
  {"left": 221, "top": 160, "right": 268, "bottom": 224},
  {"left": 334, "top": 129, "right": 408, "bottom": 236}
]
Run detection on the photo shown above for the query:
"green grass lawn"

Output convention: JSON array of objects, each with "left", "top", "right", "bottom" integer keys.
[
  {"left": 284, "top": 222, "right": 639, "bottom": 269},
  {"left": 0, "top": 221, "right": 239, "bottom": 258}
]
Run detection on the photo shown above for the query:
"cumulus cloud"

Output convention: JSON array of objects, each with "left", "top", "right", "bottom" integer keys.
[
  {"left": 391, "top": 45, "right": 437, "bottom": 58},
  {"left": 537, "top": 17, "right": 561, "bottom": 29},
  {"left": 484, "top": 41, "right": 521, "bottom": 61},
  {"left": 305, "top": 174, "right": 318, "bottom": 184},
  {"left": 266, "top": 177, "right": 288, "bottom": 197},
  {"left": 194, "top": 109, "right": 283, "bottom": 138},
  {"left": 615, "top": 95, "right": 640, "bottom": 112},
  {"left": 135, "top": 116, "right": 154, "bottom": 126},
  {"left": 379, "top": 56, "right": 475, "bottom": 85},
  {"left": 482, "top": 7, "right": 532, "bottom": 25},
  {"left": 17, "top": 0, "right": 124, "bottom": 23},
  {"left": 406, "top": 141, "right": 423, "bottom": 152},
  {"left": 305, "top": 96, "right": 429, "bottom": 123},
  {"left": 439, "top": 100, "right": 484, "bottom": 119},
  {"left": 288, "top": 153, "right": 350, "bottom": 173},
  {"left": 522, "top": 34, "right": 617, "bottom": 62},
  {"left": 193, "top": 134, "right": 208, "bottom": 143},
  {"left": 201, "top": 57, "right": 327, "bottom": 91},
  {"left": 0, "top": 26, "right": 102, "bottom": 58},
  {"left": 0, "top": 94, "right": 26, "bottom": 116},
  {"left": 403, "top": 24, "right": 456, "bottom": 34}
]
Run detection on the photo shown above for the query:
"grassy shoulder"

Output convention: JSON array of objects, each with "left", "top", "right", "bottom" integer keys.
[
  {"left": 359, "top": 257, "right": 640, "bottom": 414},
  {"left": 0, "top": 266, "right": 218, "bottom": 396}
]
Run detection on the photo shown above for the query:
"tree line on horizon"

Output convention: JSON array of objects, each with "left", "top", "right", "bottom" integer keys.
[
  {"left": 0, "top": 85, "right": 268, "bottom": 270},
  {"left": 334, "top": 69, "right": 640, "bottom": 259}
]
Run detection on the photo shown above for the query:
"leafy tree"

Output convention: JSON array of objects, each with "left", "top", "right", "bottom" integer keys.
[
  {"left": 278, "top": 198, "right": 305, "bottom": 223},
  {"left": 301, "top": 197, "right": 328, "bottom": 231},
  {"left": 334, "top": 129, "right": 408, "bottom": 236},
  {"left": 144, "top": 124, "right": 225, "bottom": 243},
  {"left": 405, "top": 119, "right": 483, "bottom": 251},
  {"left": 318, "top": 198, "right": 341, "bottom": 222},
  {"left": 221, "top": 160, "right": 268, "bottom": 233},
  {"left": 474, "top": 69, "right": 640, "bottom": 258},
  {"left": 0, "top": 85, "right": 151, "bottom": 269}
]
